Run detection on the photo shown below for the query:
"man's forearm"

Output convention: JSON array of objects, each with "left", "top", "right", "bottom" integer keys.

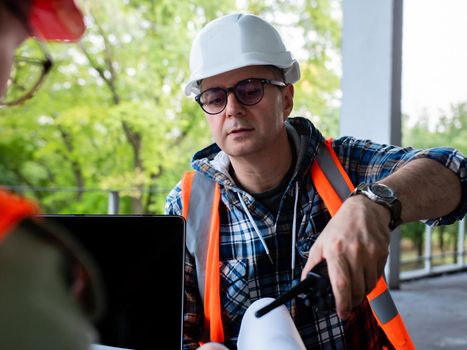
[{"left": 381, "top": 158, "right": 461, "bottom": 224}]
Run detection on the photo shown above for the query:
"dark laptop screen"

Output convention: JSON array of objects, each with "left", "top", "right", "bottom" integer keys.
[{"left": 42, "top": 215, "right": 185, "bottom": 350}]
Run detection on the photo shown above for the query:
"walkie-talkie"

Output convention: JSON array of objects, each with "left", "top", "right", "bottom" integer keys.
[{"left": 255, "top": 261, "right": 335, "bottom": 318}]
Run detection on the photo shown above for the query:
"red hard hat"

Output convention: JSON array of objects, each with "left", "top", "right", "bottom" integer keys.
[{"left": 29, "top": 0, "right": 85, "bottom": 42}]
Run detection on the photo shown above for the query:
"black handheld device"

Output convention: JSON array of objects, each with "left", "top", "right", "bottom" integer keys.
[{"left": 255, "top": 261, "right": 335, "bottom": 318}]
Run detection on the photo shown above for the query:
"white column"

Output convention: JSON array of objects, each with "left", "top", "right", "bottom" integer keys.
[{"left": 341, "top": 0, "right": 403, "bottom": 288}]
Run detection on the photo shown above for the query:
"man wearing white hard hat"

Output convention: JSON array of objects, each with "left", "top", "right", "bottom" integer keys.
[
  {"left": 0, "top": 1, "right": 104, "bottom": 349},
  {"left": 165, "top": 13, "right": 467, "bottom": 349}
]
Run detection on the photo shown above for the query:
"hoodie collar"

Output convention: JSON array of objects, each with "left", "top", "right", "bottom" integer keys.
[{"left": 191, "top": 117, "right": 325, "bottom": 186}]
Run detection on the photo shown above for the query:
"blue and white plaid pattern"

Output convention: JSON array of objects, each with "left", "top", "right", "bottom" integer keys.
[{"left": 165, "top": 117, "right": 467, "bottom": 350}]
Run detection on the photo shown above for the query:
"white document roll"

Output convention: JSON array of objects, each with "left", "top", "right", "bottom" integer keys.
[{"left": 237, "top": 297, "right": 306, "bottom": 350}]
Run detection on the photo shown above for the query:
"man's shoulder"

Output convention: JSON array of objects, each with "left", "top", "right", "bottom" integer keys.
[{"left": 164, "top": 179, "right": 184, "bottom": 214}]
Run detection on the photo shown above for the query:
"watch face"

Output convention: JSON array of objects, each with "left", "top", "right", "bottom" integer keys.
[{"left": 369, "top": 183, "right": 394, "bottom": 199}]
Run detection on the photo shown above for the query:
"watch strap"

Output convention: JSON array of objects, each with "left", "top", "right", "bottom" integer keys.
[{"left": 388, "top": 199, "right": 402, "bottom": 230}]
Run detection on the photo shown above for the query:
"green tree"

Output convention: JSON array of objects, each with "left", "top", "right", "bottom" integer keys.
[
  {"left": 401, "top": 102, "right": 467, "bottom": 263},
  {"left": 0, "top": 0, "right": 342, "bottom": 214},
  {"left": 403, "top": 102, "right": 467, "bottom": 154}
]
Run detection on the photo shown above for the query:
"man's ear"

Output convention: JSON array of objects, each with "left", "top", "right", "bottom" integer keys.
[{"left": 282, "top": 84, "right": 294, "bottom": 118}]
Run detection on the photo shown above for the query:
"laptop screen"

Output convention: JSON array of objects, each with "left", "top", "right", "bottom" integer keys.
[{"left": 41, "top": 214, "right": 185, "bottom": 350}]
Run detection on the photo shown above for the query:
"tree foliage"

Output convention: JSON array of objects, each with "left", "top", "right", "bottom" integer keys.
[
  {"left": 0, "top": 0, "right": 341, "bottom": 214},
  {"left": 401, "top": 103, "right": 467, "bottom": 262},
  {"left": 403, "top": 102, "right": 467, "bottom": 154}
]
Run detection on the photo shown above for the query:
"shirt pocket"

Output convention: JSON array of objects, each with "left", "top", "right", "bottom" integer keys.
[
  {"left": 297, "top": 200, "right": 332, "bottom": 255},
  {"left": 220, "top": 259, "right": 249, "bottom": 331}
]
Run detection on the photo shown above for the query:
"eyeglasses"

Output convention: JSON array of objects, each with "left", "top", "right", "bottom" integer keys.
[
  {"left": 195, "top": 78, "right": 286, "bottom": 115},
  {"left": 0, "top": 40, "right": 53, "bottom": 108}
]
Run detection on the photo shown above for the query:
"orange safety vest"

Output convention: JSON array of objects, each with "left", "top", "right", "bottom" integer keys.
[
  {"left": 0, "top": 189, "right": 39, "bottom": 242},
  {"left": 181, "top": 139, "right": 415, "bottom": 349}
]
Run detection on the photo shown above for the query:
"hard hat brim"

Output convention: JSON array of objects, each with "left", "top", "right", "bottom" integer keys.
[{"left": 29, "top": 0, "right": 86, "bottom": 42}]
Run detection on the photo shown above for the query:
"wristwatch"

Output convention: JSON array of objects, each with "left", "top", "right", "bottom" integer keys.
[{"left": 350, "top": 183, "right": 402, "bottom": 231}]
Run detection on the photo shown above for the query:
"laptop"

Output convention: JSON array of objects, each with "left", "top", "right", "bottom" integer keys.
[{"left": 41, "top": 214, "right": 185, "bottom": 350}]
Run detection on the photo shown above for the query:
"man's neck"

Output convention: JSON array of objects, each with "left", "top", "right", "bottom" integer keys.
[{"left": 229, "top": 133, "right": 293, "bottom": 193}]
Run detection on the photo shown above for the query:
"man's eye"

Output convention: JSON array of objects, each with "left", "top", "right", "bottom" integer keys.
[
  {"left": 244, "top": 88, "right": 261, "bottom": 97},
  {"left": 204, "top": 94, "right": 224, "bottom": 106}
]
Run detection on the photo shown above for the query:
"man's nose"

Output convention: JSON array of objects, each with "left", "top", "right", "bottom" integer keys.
[{"left": 225, "top": 91, "right": 246, "bottom": 117}]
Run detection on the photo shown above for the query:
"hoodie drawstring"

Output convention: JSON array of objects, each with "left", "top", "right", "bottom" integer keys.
[
  {"left": 291, "top": 181, "right": 299, "bottom": 279},
  {"left": 238, "top": 193, "right": 274, "bottom": 265},
  {"left": 237, "top": 182, "right": 300, "bottom": 273}
]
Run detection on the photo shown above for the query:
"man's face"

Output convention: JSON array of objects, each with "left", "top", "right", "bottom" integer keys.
[
  {"left": 0, "top": 9, "right": 29, "bottom": 99},
  {"left": 200, "top": 65, "right": 294, "bottom": 160}
]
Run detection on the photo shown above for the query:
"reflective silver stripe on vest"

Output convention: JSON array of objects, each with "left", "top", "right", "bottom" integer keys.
[
  {"left": 368, "top": 289, "right": 398, "bottom": 324},
  {"left": 316, "top": 144, "right": 352, "bottom": 200},
  {"left": 317, "top": 144, "right": 402, "bottom": 327},
  {"left": 186, "top": 172, "right": 215, "bottom": 304}
]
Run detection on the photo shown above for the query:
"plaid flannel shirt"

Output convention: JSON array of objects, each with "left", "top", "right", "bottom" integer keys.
[{"left": 165, "top": 117, "right": 467, "bottom": 350}]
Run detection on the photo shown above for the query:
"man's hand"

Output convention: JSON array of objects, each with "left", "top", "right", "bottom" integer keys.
[{"left": 301, "top": 195, "right": 391, "bottom": 319}]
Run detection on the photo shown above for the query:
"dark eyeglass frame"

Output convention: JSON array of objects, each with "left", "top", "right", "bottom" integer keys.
[
  {"left": 0, "top": 40, "right": 53, "bottom": 108},
  {"left": 195, "top": 78, "right": 286, "bottom": 115}
]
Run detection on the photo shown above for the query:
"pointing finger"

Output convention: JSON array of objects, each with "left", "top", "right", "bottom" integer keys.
[
  {"left": 326, "top": 254, "right": 352, "bottom": 320},
  {"left": 301, "top": 238, "right": 324, "bottom": 281}
]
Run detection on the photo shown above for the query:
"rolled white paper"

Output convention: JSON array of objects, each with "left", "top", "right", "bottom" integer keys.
[{"left": 237, "top": 298, "right": 306, "bottom": 350}]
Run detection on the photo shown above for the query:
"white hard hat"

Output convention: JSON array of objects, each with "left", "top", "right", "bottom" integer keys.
[{"left": 184, "top": 13, "right": 301, "bottom": 96}]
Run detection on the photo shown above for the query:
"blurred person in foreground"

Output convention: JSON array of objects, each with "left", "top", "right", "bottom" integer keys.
[
  {"left": 0, "top": 1, "right": 103, "bottom": 349},
  {"left": 165, "top": 13, "right": 467, "bottom": 349}
]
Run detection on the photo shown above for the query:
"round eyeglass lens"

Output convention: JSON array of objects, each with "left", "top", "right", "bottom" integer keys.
[
  {"left": 236, "top": 79, "right": 263, "bottom": 105},
  {"left": 200, "top": 88, "right": 227, "bottom": 114}
]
